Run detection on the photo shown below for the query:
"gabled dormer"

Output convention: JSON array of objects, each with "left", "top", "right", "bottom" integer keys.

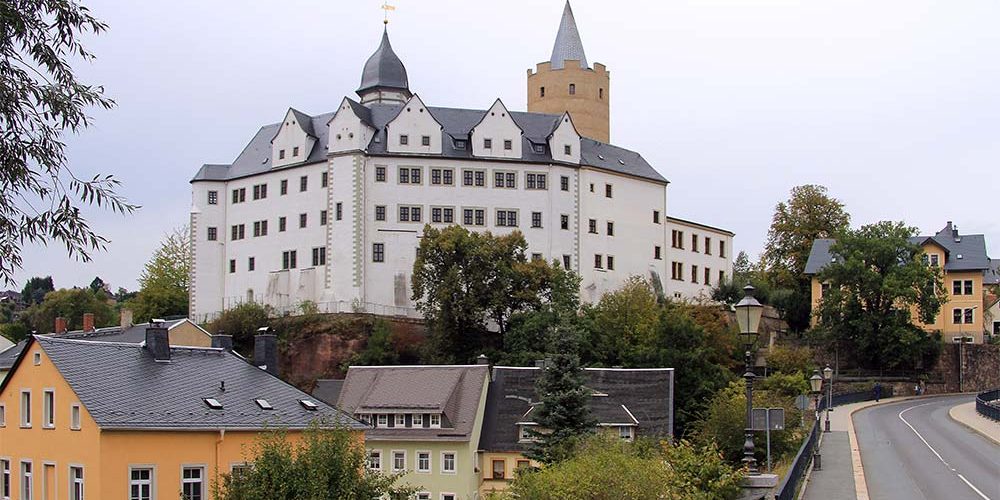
[
  {"left": 471, "top": 99, "right": 523, "bottom": 159},
  {"left": 327, "top": 97, "right": 375, "bottom": 154},
  {"left": 271, "top": 108, "right": 317, "bottom": 168},
  {"left": 385, "top": 94, "right": 442, "bottom": 155},
  {"left": 548, "top": 112, "right": 581, "bottom": 164}
]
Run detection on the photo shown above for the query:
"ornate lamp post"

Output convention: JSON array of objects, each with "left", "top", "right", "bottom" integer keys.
[
  {"left": 735, "top": 285, "right": 764, "bottom": 475},
  {"left": 823, "top": 364, "right": 833, "bottom": 432},
  {"left": 810, "top": 369, "right": 824, "bottom": 470}
]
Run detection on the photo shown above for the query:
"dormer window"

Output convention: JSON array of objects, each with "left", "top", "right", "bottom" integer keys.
[
  {"left": 454, "top": 140, "right": 466, "bottom": 150},
  {"left": 484, "top": 138, "right": 492, "bottom": 149},
  {"left": 413, "top": 413, "right": 423, "bottom": 426},
  {"left": 279, "top": 149, "right": 286, "bottom": 159},
  {"left": 395, "top": 414, "right": 405, "bottom": 427},
  {"left": 619, "top": 426, "right": 634, "bottom": 441},
  {"left": 429, "top": 414, "right": 441, "bottom": 428},
  {"left": 400, "top": 134, "right": 409, "bottom": 145},
  {"left": 533, "top": 144, "right": 544, "bottom": 154},
  {"left": 377, "top": 414, "right": 388, "bottom": 427}
]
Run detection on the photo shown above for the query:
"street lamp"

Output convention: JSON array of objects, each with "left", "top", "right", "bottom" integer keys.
[
  {"left": 810, "top": 369, "right": 824, "bottom": 470},
  {"left": 735, "top": 285, "right": 764, "bottom": 475},
  {"left": 823, "top": 364, "right": 833, "bottom": 432}
]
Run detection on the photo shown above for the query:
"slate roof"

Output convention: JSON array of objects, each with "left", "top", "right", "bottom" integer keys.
[
  {"left": 335, "top": 365, "right": 489, "bottom": 442},
  {"left": 311, "top": 379, "right": 344, "bottom": 407},
  {"left": 805, "top": 223, "right": 992, "bottom": 275},
  {"left": 549, "top": 2, "right": 589, "bottom": 69},
  {"left": 478, "top": 367, "right": 673, "bottom": 453},
  {"left": 0, "top": 335, "right": 363, "bottom": 430},
  {"left": 191, "top": 103, "right": 666, "bottom": 184},
  {"left": 0, "top": 339, "right": 24, "bottom": 370},
  {"left": 986, "top": 259, "right": 1000, "bottom": 286},
  {"left": 358, "top": 28, "right": 409, "bottom": 93}
]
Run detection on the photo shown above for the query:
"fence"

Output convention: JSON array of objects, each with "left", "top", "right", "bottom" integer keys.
[{"left": 975, "top": 389, "right": 1000, "bottom": 421}]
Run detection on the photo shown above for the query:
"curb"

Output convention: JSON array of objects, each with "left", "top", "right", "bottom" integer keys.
[{"left": 947, "top": 402, "right": 1000, "bottom": 446}]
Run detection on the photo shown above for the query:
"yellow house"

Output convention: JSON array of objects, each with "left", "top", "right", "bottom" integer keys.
[
  {"left": 805, "top": 222, "right": 994, "bottom": 343},
  {"left": 0, "top": 326, "right": 364, "bottom": 500}
]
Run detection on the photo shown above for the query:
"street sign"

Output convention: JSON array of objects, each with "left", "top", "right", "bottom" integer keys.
[
  {"left": 752, "top": 408, "right": 785, "bottom": 431},
  {"left": 795, "top": 395, "right": 810, "bottom": 411}
]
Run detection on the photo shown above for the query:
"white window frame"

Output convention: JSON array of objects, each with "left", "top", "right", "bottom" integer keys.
[
  {"left": 42, "top": 388, "right": 54, "bottom": 429},
  {"left": 376, "top": 414, "right": 388, "bottom": 427},
  {"left": 391, "top": 450, "right": 406, "bottom": 473},
  {"left": 19, "top": 460, "right": 31, "bottom": 500},
  {"left": 1, "top": 458, "right": 10, "bottom": 500},
  {"left": 441, "top": 452, "right": 457, "bottom": 475},
  {"left": 0, "top": 403, "right": 5, "bottom": 427},
  {"left": 412, "top": 413, "right": 423, "bottom": 427},
  {"left": 128, "top": 465, "right": 155, "bottom": 500},
  {"left": 19, "top": 390, "right": 30, "bottom": 428},
  {"left": 619, "top": 425, "right": 634, "bottom": 441},
  {"left": 394, "top": 414, "right": 405, "bottom": 427},
  {"left": 429, "top": 414, "right": 441, "bottom": 428},
  {"left": 416, "top": 492, "right": 431, "bottom": 500},
  {"left": 180, "top": 464, "right": 205, "bottom": 500},
  {"left": 367, "top": 450, "right": 382, "bottom": 471},
  {"left": 68, "top": 464, "right": 84, "bottom": 500},
  {"left": 441, "top": 493, "right": 457, "bottom": 500},
  {"left": 416, "top": 451, "right": 431, "bottom": 473},
  {"left": 32, "top": 352, "right": 40, "bottom": 366}
]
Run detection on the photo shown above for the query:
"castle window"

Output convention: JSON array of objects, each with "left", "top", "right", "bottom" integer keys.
[
  {"left": 399, "top": 134, "right": 409, "bottom": 145},
  {"left": 279, "top": 149, "right": 285, "bottom": 159},
  {"left": 594, "top": 254, "right": 603, "bottom": 269},
  {"left": 375, "top": 166, "right": 386, "bottom": 182},
  {"left": 540, "top": 86, "right": 545, "bottom": 97},
  {"left": 654, "top": 246, "right": 662, "bottom": 260},
  {"left": 564, "top": 144, "right": 572, "bottom": 155},
  {"left": 248, "top": 257, "right": 255, "bottom": 271},
  {"left": 375, "top": 205, "right": 386, "bottom": 221},
  {"left": 569, "top": 83, "right": 576, "bottom": 95},
  {"left": 421, "top": 135, "right": 431, "bottom": 146},
  {"left": 373, "top": 243, "right": 385, "bottom": 263},
  {"left": 561, "top": 214, "right": 569, "bottom": 230},
  {"left": 282, "top": 250, "right": 297, "bottom": 269},
  {"left": 207, "top": 227, "right": 217, "bottom": 241},
  {"left": 229, "top": 259, "right": 236, "bottom": 273},
  {"left": 280, "top": 179, "right": 288, "bottom": 194},
  {"left": 504, "top": 139, "right": 512, "bottom": 150},
  {"left": 600, "top": 88, "right": 604, "bottom": 99},
  {"left": 292, "top": 146, "right": 299, "bottom": 157},
  {"left": 561, "top": 176, "right": 569, "bottom": 191},
  {"left": 607, "top": 256, "right": 615, "bottom": 270},
  {"left": 563, "top": 255, "right": 571, "bottom": 270},
  {"left": 484, "top": 138, "right": 492, "bottom": 149},
  {"left": 207, "top": 190, "right": 218, "bottom": 205},
  {"left": 321, "top": 172, "right": 329, "bottom": 187}
]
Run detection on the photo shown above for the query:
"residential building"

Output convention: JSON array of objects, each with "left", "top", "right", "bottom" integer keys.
[
  {"left": 805, "top": 222, "right": 994, "bottom": 343},
  {"left": 664, "top": 217, "right": 734, "bottom": 300},
  {"left": 319, "top": 364, "right": 490, "bottom": 500},
  {"left": 188, "top": 2, "right": 733, "bottom": 322},
  {"left": 477, "top": 366, "right": 674, "bottom": 496},
  {"left": 0, "top": 327, "right": 362, "bottom": 499}
]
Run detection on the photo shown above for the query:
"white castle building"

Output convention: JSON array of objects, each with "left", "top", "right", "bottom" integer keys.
[{"left": 189, "top": 3, "right": 733, "bottom": 321}]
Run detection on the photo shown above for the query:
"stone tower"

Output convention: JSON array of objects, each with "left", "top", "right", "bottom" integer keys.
[{"left": 527, "top": 1, "right": 610, "bottom": 142}]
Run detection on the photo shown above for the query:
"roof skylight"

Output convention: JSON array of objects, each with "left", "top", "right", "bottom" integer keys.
[
  {"left": 204, "top": 398, "right": 223, "bottom": 410},
  {"left": 299, "top": 399, "right": 318, "bottom": 411},
  {"left": 255, "top": 398, "right": 273, "bottom": 410}
]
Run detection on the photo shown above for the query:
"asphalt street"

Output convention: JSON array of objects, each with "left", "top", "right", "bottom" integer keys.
[{"left": 854, "top": 394, "right": 1000, "bottom": 500}]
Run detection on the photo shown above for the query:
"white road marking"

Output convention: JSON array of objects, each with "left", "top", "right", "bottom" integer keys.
[{"left": 898, "top": 403, "right": 991, "bottom": 500}]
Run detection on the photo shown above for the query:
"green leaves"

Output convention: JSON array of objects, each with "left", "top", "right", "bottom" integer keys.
[{"left": 125, "top": 226, "right": 190, "bottom": 321}]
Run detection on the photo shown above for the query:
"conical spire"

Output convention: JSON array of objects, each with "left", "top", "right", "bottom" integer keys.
[
  {"left": 358, "top": 27, "right": 410, "bottom": 94},
  {"left": 549, "top": 1, "right": 588, "bottom": 70}
]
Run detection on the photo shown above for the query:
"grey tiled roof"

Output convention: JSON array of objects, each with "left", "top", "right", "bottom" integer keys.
[
  {"left": 478, "top": 367, "right": 673, "bottom": 452},
  {"left": 5, "top": 336, "right": 363, "bottom": 430},
  {"left": 549, "top": 2, "right": 589, "bottom": 70},
  {"left": 0, "top": 339, "right": 26, "bottom": 370},
  {"left": 290, "top": 108, "right": 316, "bottom": 138},
  {"left": 805, "top": 223, "right": 992, "bottom": 275},
  {"left": 311, "top": 379, "right": 344, "bottom": 407},
  {"left": 986, "top": 259, "right": 999, "bottom": 286},
  {"left": 191, "top": 103, "right": 666, "bottom": 184},
  {"left": 336, "top": 365, "right": 489, "bottom": 442},
  {"left": 358, "top": 28, "right": 409, "bottom": 93}
]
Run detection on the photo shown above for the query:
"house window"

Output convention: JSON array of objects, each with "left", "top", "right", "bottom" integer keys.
[
  {"left": 431, "top": 168, "right": 442, "bottom": 185},
  {"left": 484, "top": 138, "right": 492, "bottom": 149},
  {"left": 248, "top": 257, "right": 255, "bottom": 272},
  {"left": 519, "top": 426, "right": 533, "bottom": 441},
  {"left": 20, "top": 390, "right": 30, "bottom": 427},
  {"left": 600, "top": 88, "right": 604, "bottom": 99},
  {"left": 292, "top": 146, "right": 299, "bottom": 157},
  {"left": 368, "top": 450, "right": 382, "bottom": 470},
  {"left": 671, "top": 262, "right": 683, "bottom": 281},
  {"left": 516, "top": 459, "right": 531, "bottom": 471},
  {"left": 429, "top": 414, "right": 441, "bottom": 428},
  {"left": 182, "top": 467, "right": 204, "bottom": 500},
  {"left": 619, "top": 426, "right": 634, "bottom": 441},
  {"left": 475, "top": 170, "right": 485, "bottom": 186},
  {"left": 719, "top": 270, "right": 726, "bottom": 284},
  {"left": 300, "top": 175, "right": 308, "bottom": 192},
  {"left": 0, "top": 403, "right": 5, "bottom": 427},
  {"left": 299, "top": 213, "right": 307, "bottom": 228},
  {"left": 705, "top": 267, "right": 711, "bottom": 285},
  {"left": 375, "top": 166, "right": 386, "bottom": 182},
  {"left": 442, "top": 207, "right": 454, "bottom": 223},
  {"left": 42, "top": 389, "right": 53, "bottom": 428},
  {"left": 692, "top": 265, "right": 699, "bottom": 283},
  {"left": 540, "top": 86, "right": 545, "bottom": 97},
  {"left": 930, "top": 254, "right": 939, "bottom": 266},
  {"left": 417, "top": 452, "right": 431, "bottom": 472},
  {"left": 569, "top": 83, "right": 576, "bottom": 95},
  {"left": 594, "top": 254, "right": 603, "bottom": 269},
  {"left": 280, "top": 179, "right": 288, "bottom": 195},
  {"left": 531, "top": 212, "right": 542, "bottom": 228},
  {"left": 229, "top": 259, "right": 236, "bottom": 273},
  {"left": 395, "top": 414, "right": 405, "bottom": 427},
  {"left": 588, "top": 219, "right": 597, "bottom": 234},
  {"left": 720, "top": 240, "right": 727, "bottom": 258},
  {"left": 564, "top": 144, "right": 572, "bottom": 155},
  {"left": 671, "top": 230, "right": 684, "bottom": 249},
  {"left": 129, "top": 467, "right": 152, "bottom": 500},
  {"left": 492, "top": 460, "right": 505, "bottom": 480},
  {"left": 20, "top": 462, "right": 31, "bottom": 500},
  {"left": 654, "top": 246, "right": 662, "bottom": 260},
  {"left": 392, "top": 451, "right": 406, "bottom": 472},
  {"left": 526, "top": 173, "right": 547, "bottom": 189},
  {"left": 463, "top": 209, "right": 485, "bottom": 226},
  {"left": 312, "top": 247, "right": 326, "bottom": 267},
  {"left": 964, "top": 280, "right": 973, "bottom": 295},
  {"left": 376, "top": 414, "right": 388, "bottom": 427},
  {"left": 606, "top": 221, "right": 614, "bottom": 236},
  {"left": 442, "top": 452, "right": 456, "bottom": 474},
  {"left": 279, "top": 149, "right": 285, "bottom": 159},
  {"left": 561, "top": 176, "right": 569, "bottom": 191},
  {"left": 442, "top": 169, "right": 454, "bottom": 185},
  {"left": 705, "top": 237, "right": 712, "bottom": 255},
  {"left": 231, "top": 188, "right": 245, "bottom": 203},
  {"left": 278, "top": 217, "right": 286, "bottom": 232},
  {"left": 321, "top": 171, "right": 328, "bottom": 187},
  {"left": 494, "top": 171, "right": 505, "bottom": 188},
  {"left": 373, "top": 243, "right": 385, "bottom": 263},
  {"left": 953, "top": 308, "right": 962, "bottom": 324},
  {"left": 399, "top": 205, "right": 423, "bottom": 222},
  {"left": 692, "top": 234, "right": 699, "bottom": 253},
  {"left": 252, "top": 220, "right": 268, "bottom": 237},
  {"left": 531, "top": 253, "right": 543, "bottom": 261},
  {"left": 399, "top": 134, "right": 409, "bottom": 145},
  {"left": 496, "top": 209, "right": 518, "bottom": 228},
  {"left": 421, "top": 135, "right": 431, "bottom": 146},
  {"left": 398, "top": 167, "right": 410, "bottom": 184},
  {"left": 605, "top": 184, "right": 613, "bottom": 198},
  {"left": 607, "top": 255, "right": 615, "bottom": 270},
  {"left": 653, "top": 210, "right": 660, "bottom": 223},
  {"left": 282, "top": 250, "right": 297, "bottom": 270},
  {"left": 207, "top": 227, "right": 217, "bottom": 241},
  {"left": 560, "top": 214, "right": 569, "bottom": 230},
  {"left": 417, "top": 494, "right": 430, "bottom": 500},
  {"left": 964, "top": 308, "right": 974, "bottom": 324},
  {"left": 562, "top": 255, "right": 571, "bottom": 270},
  {"left": 504, "top": 139, "right": 512, "bottom": 150},
  {"left": 207, "top": 190, "right": 218, "bottom": 205},
  {"left": 69, "top": 465, "right": 83, "bottom": 500},
  {"left": 953, "top": 280, "right": 962, "bottom": 295},
  {"left": 252, "top": 183, "right": 267, "bottom": 200},
  {"left": 375, "top": 205, "right": 386, "bottom": 221},
  {"left": 413, "top": 413, "right": 424, "bottom": 426}
]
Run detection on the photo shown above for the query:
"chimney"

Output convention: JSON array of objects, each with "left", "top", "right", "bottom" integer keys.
[
  {"left": 120, "top": 308, "right": 134, "bottom": 330},
  {"left": 145, "top": 320, "right": 170, "bottom": 362},
  {"left": 477, "top": 354, "right": 490, "bottom": 365},
  {"left": 82, "top": 313, "right": 95, "bottom": 332},
  {"left": 211, "top": 333, "right": 234, "bottom": 352},
  {"left": 254, "top": 327, "right": 278, "bottom": 376},
  {"left": 54, "top": 317, "right": 67, "bottom": 334}
]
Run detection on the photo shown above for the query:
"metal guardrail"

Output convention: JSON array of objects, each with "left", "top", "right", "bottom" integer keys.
[{"left": 975, "top": 389, "right": 1000, "bottom": 421}]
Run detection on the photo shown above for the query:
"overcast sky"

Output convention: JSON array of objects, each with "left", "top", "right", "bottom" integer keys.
[{"left": 14, "top": 0, "right": 1000, "bottom": 291}]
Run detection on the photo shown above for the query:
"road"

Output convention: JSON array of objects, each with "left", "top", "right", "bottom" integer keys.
[{"left": 854, "top": 394, "right": 1000, "bottom": 500}]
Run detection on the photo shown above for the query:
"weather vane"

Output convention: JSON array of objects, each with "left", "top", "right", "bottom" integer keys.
[{"left": 381, "top": 1, "right": 396, "bottom": 25}]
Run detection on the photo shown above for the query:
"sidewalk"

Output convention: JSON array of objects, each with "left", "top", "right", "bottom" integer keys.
[{"left": 948, "top": 401, "right": 1000, "bottom": 445}]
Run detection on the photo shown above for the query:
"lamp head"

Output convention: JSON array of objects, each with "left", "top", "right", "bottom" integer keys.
[
  {"left": 734, "top": 285, "right": 764, "bottom": 346},
  {"left": 809, "top": 369, "right": 823, "bottom": 393}
]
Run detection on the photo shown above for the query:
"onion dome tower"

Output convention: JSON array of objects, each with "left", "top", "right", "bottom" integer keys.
[{"left": 357, "top": 28, "right": 412, "bottom": 105}]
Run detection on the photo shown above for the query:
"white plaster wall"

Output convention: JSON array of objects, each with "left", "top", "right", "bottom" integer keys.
[
  {"left": 548, "top": 114, "right": 582, "bottom": 164},
  {"left": 664, "top": 218, "right": 734, "bottom": 301},
  {"left": 577, "top": 168, "right": 668, "bottom": 303},
  {"left": 328, "top": 99, "right": 374, "bottom": 154},
  {"left": 385, "top": 95, "right": 442, "bottom": 155},
  {"left": 271, "top": 109, "right": 316, "bottom": 167},
  {"left": 190, "top": 181, "right": 227, "bottom": 321},
  {"left": 471, "top": 100, "right": 523, "bottom": 159}
]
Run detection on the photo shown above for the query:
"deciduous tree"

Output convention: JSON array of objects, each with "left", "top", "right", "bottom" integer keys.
[
  {"left": 21, "top": 287, "right": 114, "bottom": 333},
  {"left": 126, "top": 226, "right": 190, "bottom": 320},
  {"left": 20, "top": 276, "right": 54, "bottom": 305}
]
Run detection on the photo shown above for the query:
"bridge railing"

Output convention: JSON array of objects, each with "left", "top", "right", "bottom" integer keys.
[{"left": 975, "top": 389, "right": 1000, "bottom": 421}]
